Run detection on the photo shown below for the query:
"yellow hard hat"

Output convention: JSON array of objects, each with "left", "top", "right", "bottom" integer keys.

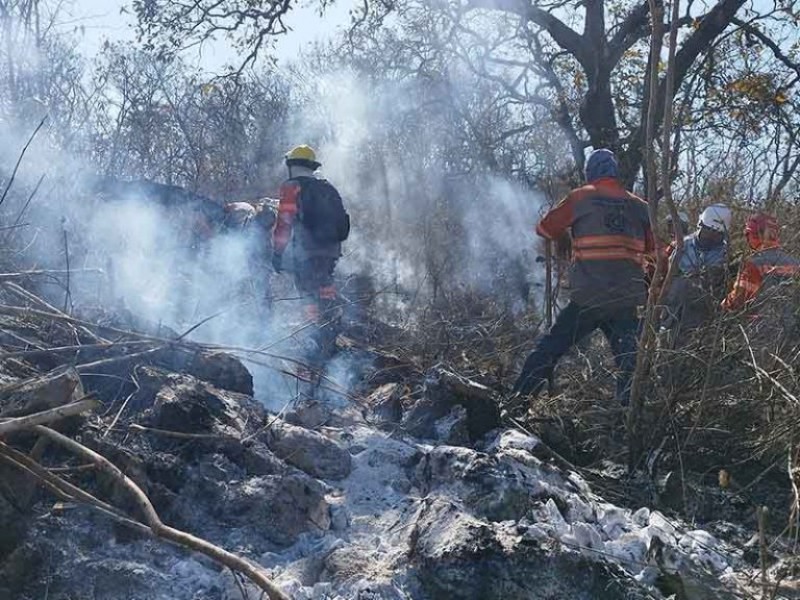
[{"left": 285, "top": 145, "right": 320, "bottom": 168}]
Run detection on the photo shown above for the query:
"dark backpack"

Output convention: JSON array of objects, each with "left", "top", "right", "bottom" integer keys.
[{"left": 294, "top": 177, "right": 350, "bottom": 244}]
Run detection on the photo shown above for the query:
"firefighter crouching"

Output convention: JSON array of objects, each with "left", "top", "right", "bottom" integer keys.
[
  {"left": 222, "top": 200, "right": 276, "bottom": 317},
  {"left": 660, "top": 204, "right": 731, "bottom": 338},
  {"left": 511, "top": 149, "right": 654, "bottom": 406},
  {"left": 271, "top": 145, "right": 351, "bottom": 369}
]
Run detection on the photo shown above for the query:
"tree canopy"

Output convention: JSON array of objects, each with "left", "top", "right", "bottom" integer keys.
[{"left": 134, "top": 0, "right": 800, "bottom": 194}]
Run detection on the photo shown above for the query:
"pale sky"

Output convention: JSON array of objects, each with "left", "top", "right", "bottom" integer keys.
[{"left": 61, "top": 0, "right": 352, "bottom": 70}]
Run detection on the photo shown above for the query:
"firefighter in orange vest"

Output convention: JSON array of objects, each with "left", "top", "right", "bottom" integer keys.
[
  {"left": 272, "top": 145, "right": 350, "bottom": 369},
  {"left": 722, "top": 212, "right": 800, "bottom": 314},
  {"left": 512, "top": 149, "right": 655, "bottom": 405}
]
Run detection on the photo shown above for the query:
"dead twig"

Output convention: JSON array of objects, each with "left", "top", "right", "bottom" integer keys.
[
  {"left": 74, "top": 347, "right": 166, "bottom": 373},
  {"left": 0, "top": 116, "right": 47, "bottom": 209},
  {"left": 757, "top": 505, "right": 769, "bottom": 598},
  {"left": 788, "top": 446, "right": 800, "bottom": 547},
  {"left": 0, "top": 223, "right": 30, "bottom": 231},
  {"left": 230, "top": 567, "right": 252, "bottom": 600},
  {"left": 0, "top": 340, "right": 153, "bottom": 361},
  {"left": 127, "top": 423, "right": 227, "bottom": 441},
  {"left": 0, "top": 268, "right": 104, "bottom": 280},
  {"left": 62, "top": 223, "right": 72, "bottom": 314},
  {"left": 103, "top": 369, "right": 141, "bottom": 437},
  {"left": 4, "top": 171, "right": 44, "bottom": 246},
  {"left": 2, "top": 283, "right": 109, "bottom": 344}
]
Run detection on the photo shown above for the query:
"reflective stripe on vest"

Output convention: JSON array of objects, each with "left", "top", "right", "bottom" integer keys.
[
  {"left": 572, "top": 247, "right": 646, "bottom": 264},
  {"left": 751, "top": 248, "right": 800, "bottom": 279},
  {"left": 569, "top": 193, "right": 649, "bottom": 266},
  {"left": 572, "top": 235, "right": 646, "bottom": 252}
]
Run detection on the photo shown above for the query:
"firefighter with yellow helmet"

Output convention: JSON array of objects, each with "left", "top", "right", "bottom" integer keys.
[{"left": 272, "top": 145, "right": 351, "bottom": 371}]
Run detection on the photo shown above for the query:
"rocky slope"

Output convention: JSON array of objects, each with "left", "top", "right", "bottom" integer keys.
[{"left": 0, "top": 296, "right": 757, "bottom": 599}]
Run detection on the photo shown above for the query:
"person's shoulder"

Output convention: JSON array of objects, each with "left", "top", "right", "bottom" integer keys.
[
  {"left": 315, "top": 176, "right": 339, "bottom": 188},
  {"left": 571, "top": 183, "right": 598, "bottom": 194},
  {"left": 566, "top": 184, "right": 598, "bottom": 202}
]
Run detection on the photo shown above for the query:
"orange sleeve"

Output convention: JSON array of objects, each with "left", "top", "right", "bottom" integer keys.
[
  {"left": 272, "top": 181, "right": 300, "bottom": 255},
  {"left": 536, "top": 193, "right": 576, "bottom": 239},
  {"left": 722, "top": 261, "right": 762, "bottom": 311}
]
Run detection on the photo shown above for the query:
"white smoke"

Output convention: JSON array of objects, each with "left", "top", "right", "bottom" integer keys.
[
  {"left": 0, "top": 24, "right": 548, "bottom": 408},
  {"left": 286, "top": 66, "right": 545, "bottom": 318}
]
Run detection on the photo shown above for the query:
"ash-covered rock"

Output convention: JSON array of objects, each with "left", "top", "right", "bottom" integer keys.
[
  {"left": 402, "top": 366, "right": 500, "bottom": 443},
  {"left": 0, "top": 316, "right": 756, "bottom": 600},
  {"left": 132, "top": 367, "right": 262, "bottom": 437},
  {"left": 365, "top": 382, "right": 404, "bottom": 425},
  {"left": 0, "top": 365, "right": 83, "bottom": 417},
  {"left": 261, "top": 417, "right": 352, "bottom": 480},
  {"left": 410, "top": 500, "right": 650, "bottom": 600}
]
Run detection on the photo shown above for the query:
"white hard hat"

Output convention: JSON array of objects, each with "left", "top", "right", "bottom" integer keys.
[{"left": 698, "top": 204, "right": 732, "bottom": 233}]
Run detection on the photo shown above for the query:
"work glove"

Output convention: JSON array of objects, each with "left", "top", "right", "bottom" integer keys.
[{"left": 272, "top": 253, "right": 283, "bottom": 273}]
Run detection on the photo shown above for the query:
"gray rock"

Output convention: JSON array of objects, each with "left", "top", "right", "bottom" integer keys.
[
  {"left": 164, "top": 349, "right": 254, "bottom": 396},
  {"left": 329, "top": 502, "right": 351, "bottom": 531},
  {"left": 112, "top": 341, "right": 253, "bottom": 396},
  {"left": 366, "top": 383, "right": 404, "bottom": 424},
  {"left": 0, "top": 365, "right": 83, "bottom": 417},
  {"left": 221, "top": 474, "right": 331, "bottom": 546},
  {"left": 139, "top": 369, "right": 257, "bottom": 436},
  {"left": 240, "top": 440, "right": 287, "bottom": 476},
  {"left": 433, "top": 405, "right": 469, "bottom": 446},
  {"left": 415, "top": 445, "right": 555, "bottom": 522},
  {"left": 0, "top": 543, "right": 42, "bottom": 600},
  {"left": 262, "top": 418, "right": 352, "bottom": 481},
  {"left": 410, "top": 501, "right": 652, "bottom": 600},
  {"left": 403, "top": 366, "right": 500, "bottom": 442},
  {"left": 3, "top": 509, "right": 222, "bottom": 600},
  {"left": 284, "top": 399, "right": 333, "bottom": 430}
]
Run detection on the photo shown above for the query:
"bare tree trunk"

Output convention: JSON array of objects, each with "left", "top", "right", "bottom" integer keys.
[{"left": 626, "top": 0, "right": 667, "bottom": 471}]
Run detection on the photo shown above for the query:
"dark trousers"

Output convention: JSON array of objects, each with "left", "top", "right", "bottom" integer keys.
[
  {"left": 293, "top": 257, "right": 339, "bottom": 367},
  {"left": 513, "top": 301, "right": 639, "bottom": 405}
]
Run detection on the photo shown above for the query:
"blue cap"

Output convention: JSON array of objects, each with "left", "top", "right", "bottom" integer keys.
[{"left": 585, "top": 149, "right": 619, "bottom": 182}]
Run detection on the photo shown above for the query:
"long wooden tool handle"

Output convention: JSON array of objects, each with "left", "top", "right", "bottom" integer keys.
[{"left": 545, "top": 240, "right": 553, "bottom": 328}]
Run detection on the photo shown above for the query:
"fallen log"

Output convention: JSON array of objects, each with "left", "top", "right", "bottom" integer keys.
[
  {"left": 33, "top": 425, "right": 290, "bottom": 600},
  {"left": 0, "top": 397, "right": 98, "bottom": 436}
]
